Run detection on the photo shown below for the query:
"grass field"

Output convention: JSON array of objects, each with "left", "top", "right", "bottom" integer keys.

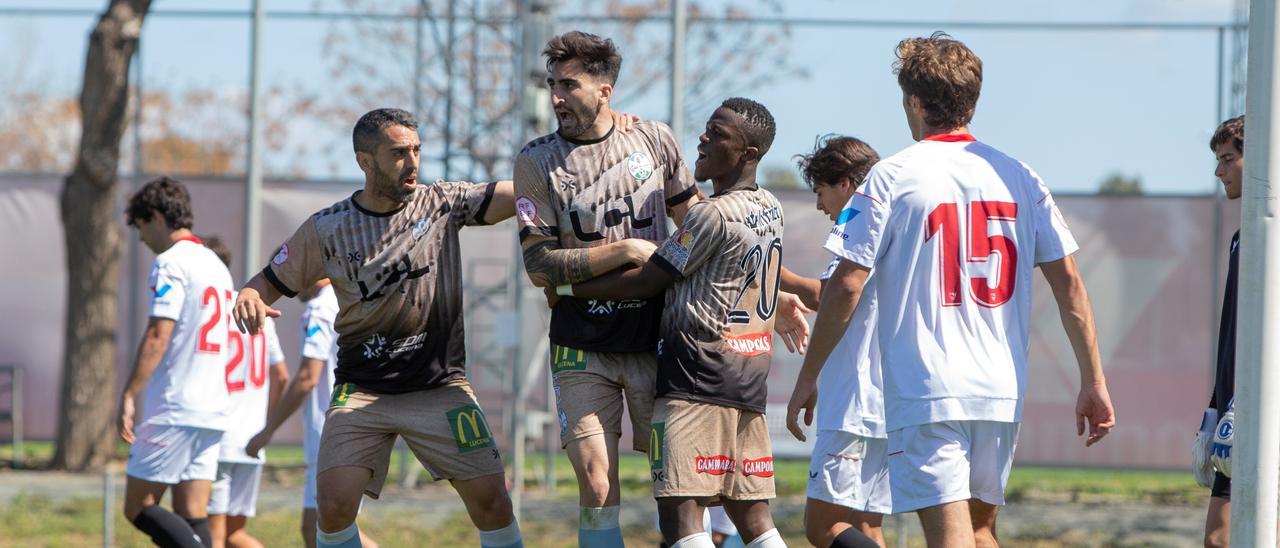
[{"left": 0, "top": 441, "right": 1205, "bottom": 547}]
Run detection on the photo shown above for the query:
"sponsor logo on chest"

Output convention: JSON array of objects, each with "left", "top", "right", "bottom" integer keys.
[{"left": 743, "top": 206, "right": 782, "bottom": 229}]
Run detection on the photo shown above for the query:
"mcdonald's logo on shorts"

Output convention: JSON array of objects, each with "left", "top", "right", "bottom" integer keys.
[
  {"left": 447, "top": 404, "right": 495, "bottom": 453},
  {"left": 649, "top": 422, "right": 665, "bottom": 471},
  {"left": 551, "top": 345, "right": 588, "bottom": 373},
  {"left": 330, "top": 383, "right": 355, "bottom": 407}
]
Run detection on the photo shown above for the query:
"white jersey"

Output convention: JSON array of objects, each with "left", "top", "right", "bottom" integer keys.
[
  {"left": 300, "top": 285, "right": 339, "bottom": 464},
  {"left": 825, "top": 135, "right": 1077, "bottom": 431},
  {"left": 142, "top": 238, "right": 235, "bottom": 430},
  {"left": 815, "top": 257, "right": 885, "bottom": 438},
  {"left": 218, "top": 297, "right": 285, "bottom": 463}
]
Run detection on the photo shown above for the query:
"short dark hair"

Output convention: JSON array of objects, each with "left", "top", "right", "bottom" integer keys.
[
  {"left": 353, "top": 108, "right": 418, "bottom": 154},
  {"left": 543, "top": 31, "right": 623, "bottom": 85},
  {"left": 201, "top": 235, "right": 232, "bottom": 268},
  {"left": 894, "top": 31, "right": 983, "bottom": 131},
  {"left": 720, "top": 97, "right": 776, "bottom": 156},
  {"left": 126, "top": 176, "right": 193, "bottom": 230},
  {"left": 1210, "top": 115, "right": 1244, "bottom": 154},
  {"left": 794, "top": 135, "right": 880, "bottom": 190}
]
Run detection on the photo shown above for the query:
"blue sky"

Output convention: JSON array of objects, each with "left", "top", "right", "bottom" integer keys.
[{"left": 1, "top": 0, "right": 1243, "bottom": 194}]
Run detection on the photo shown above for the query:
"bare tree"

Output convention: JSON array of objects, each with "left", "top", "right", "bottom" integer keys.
[
  {"left": 310, "top": 0, "right": 803, "bottom": 180},
  {"left": 53, "top": 0, "right": 152, "bottom": 472}
]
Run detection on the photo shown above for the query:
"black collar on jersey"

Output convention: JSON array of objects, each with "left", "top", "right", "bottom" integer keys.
[
  {"left": 712, "top": 180, "right": 760, "bottom": 197},
  {"left": 350, "top": 190, "right": 407, "bottom": 217},
  {"left": 560, "top": 123, "right": 616, "bottom": 146}
]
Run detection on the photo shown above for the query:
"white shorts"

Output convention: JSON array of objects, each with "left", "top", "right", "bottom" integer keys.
[
  {"left": 806, "top": 430, "right": 892, "bottom": 514},
  {"left": 887, "top": 420, "right": 1019, "bottom": 513},
  {"left": 126, "top": 423, "right": 221, "bottom": 484},
  {"left": 208, "top": 462, "right": 263, "bottom": 517},
  {"left": 303, "top": 462, "right": 318, "bottom": 510}
]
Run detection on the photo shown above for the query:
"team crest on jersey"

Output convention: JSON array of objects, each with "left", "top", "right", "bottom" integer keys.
[
  {"left": 742, "top": 457, "right": 774, "bottom": 477},
  {"left": 411, "top": 216, "right": 432, "bottom": 240},
  {"left": 627, "top": 152, "right": 654, "bottom": 181},
  {"left": 586, "top": 300, "right": 615, "bottom": 315},
  {"left": 695, "top": 455, "right": 736, "bottom": 475},
  {"left": 725, "top": 332, "right": 772, "bottom": 356},
  {"left": 515, "top": 196, "right": 538, "bottom": 224},
  {"left": 272, "top": 244, "right": 289, "bottom": 265}
]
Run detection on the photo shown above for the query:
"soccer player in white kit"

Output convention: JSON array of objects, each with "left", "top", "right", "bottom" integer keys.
[
  {"left": 787, "top": 33, "right": 1116, "bottom": 547},
  {"left": 784, "top": 136, "right": 886, "bottom": 548},
  {"left": 201, "top": 237, "right": 289, "bottom": 548},
  {"left": 121, "top": 176, "right": 235, "bottom": 548},
  {"left": 245, "top": 279, "right": 377, "bottom": 548}
]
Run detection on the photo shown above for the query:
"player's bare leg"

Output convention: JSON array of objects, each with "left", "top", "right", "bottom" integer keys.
[
  {"left": 210, "top": 513, "right": 228, "bottom": 548},
  {"left": 451, "top": 473, "right": 517, "bottom": 529},
  {"left": 917, "top": 500, "right": 975, "bottom": 548},
  {"left": 302, "top": 509, "right": 317, "bottom": 548},
  {"left": 656, "top": 497, "right": 708, "bottom": 544},
  {"left": 315, "top": 466, "right": 372, "bottom": 533},
  {"left": 804, "top": 498, "right": 884, "bottom": 547},
  {"left": 123, "top": 476, "right": 169, "bottom": 522},
  {"left": 222, "top": 515, "right": 264, "bottom": 548},
  {"left": 968, "top": 499, "right": 999, "bottom": 548},
  {"left": 1204, "top": 496, "right": 1230, "bottom": 548},
  {"left": 722, "top": 499, "right": 780, "bottom": 545},
  {"left": 566, "top": 433, "right": 622, "bottom": 506}
]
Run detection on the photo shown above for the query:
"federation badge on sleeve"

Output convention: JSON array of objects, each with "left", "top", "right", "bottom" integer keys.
[
  {"left": 272, "top": 244, "right": 289, "bottom": 265},
  {"left": 515, "top": 196, "right": 538, "bottom": 224},
  {"left": 658, "top": 228, "right": 695, "bottom": 271}
]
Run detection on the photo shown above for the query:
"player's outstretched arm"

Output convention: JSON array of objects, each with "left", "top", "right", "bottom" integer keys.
[
  {"left": 247, "top": 358, "right": 325, "bottom": 458},
  {"left": 786, "top": 259, "right": 870, "bottom": 442},
  {"left": 119, "top": 317, "right": 176, "bottom": 444},
  {"left": 521, "top": 238, "right": 657, "bottom": 288},
  {"left": 481, "top": 180, "right": 516, "bottom": 225},
  {"left": 567, "top": 258, "right": 675, "bottom": 301},
  {"left": 267, "top": 360, "right": 289, "bottom": 418},
  {"left": 1041, "top": 255, "right": 1115, "bottom": 447},
  {"left": 780, "top": 266, "right": 822, "bottom": 310},
  {"left": 233, "top": 274, "right": 283, "bottom": 335}
]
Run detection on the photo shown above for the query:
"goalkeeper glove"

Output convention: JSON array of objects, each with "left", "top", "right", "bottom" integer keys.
[
  {"left": 1211, "top": 407, "right": 1235, "bottom": 478},
  {"left": 1193, "top": 407, "right": 1218, "bottom": 487}
]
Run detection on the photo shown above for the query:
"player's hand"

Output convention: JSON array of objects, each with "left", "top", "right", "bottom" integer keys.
[
  {"left": 611, "top": 111, "right": 641, "bottom": 133},
  {"left": 773, "top": 292, "right": 812, "bottom": 354},
  {"left": 1192, "top": 407, "right": 1219, "bottom": 488},
  {"left": 786, "top": 374, "right": 817, "bottom": 442},
  {"left": 1076, "top": 382, "right": 1115, "bottom": 446},
  {"left": 246, "top": 430, "right": 271, "bottom": 459},
  {"left": 118, "top": 396, "right": 136, "bottom": 444},
  {"left": 543, "top": 285, "right": 560, "bottom": 308},
  {"left": 234, "top": 288, "right": 281, "bottom": 335},
  {"left": 624, "top": 239, "right": 658, "bottom": 266}
]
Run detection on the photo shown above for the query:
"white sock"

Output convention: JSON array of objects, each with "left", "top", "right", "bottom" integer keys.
[
  {"left": 745, "top": 528, "right": 786, "bottom": 548},
  {"left": 672, "top": 531, "right": 717, "bottom": 548},
  {"left": 316, "top": 522, "right": 362, "bottom": 548},
  {"left": 479, "top": 519, "right": 523, "bottom": 548}
]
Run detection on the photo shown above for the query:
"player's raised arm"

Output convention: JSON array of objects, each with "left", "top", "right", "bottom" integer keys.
[
  {"left": 785, "top": 259, "right": 870, "bottom": 441},
  {"left": 480, "top": 180, "right": 516, "bottom": 225},
  {"left": 1040, "top": 254, "right": 1115, "bottom": 446},
  {"left": 513, "top": 154, "right": 656, "bottom": 287}
]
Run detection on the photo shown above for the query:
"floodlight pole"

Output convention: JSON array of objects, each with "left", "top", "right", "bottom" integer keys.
[
  {"left": 243, "top": 0, "right": 265, "bottom": 282},
  {"left": 1232, "top": 1, "right": 1280, "bottom": 544},
  {"left": 670, "top": 0, "right": 687, "bottom": 139}
]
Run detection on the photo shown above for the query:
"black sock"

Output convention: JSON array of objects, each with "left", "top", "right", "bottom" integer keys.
[
  {"left": 830, "top": 526, "right": 880, "bottom": 548},
  {"left": 184, "top": 517, "right": 212, "bottom": 547},
  {"left": 130, "top": 505, "right": 203, "bottom": 548}
]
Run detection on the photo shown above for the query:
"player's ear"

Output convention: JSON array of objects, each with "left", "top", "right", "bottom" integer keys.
[
  {"left": 743, "top": 144, "right": 762, "bottom": 163},
  {"left": 598, "top": 81, "right": 613, "bottom": 104},
  {"left": 355, "top": 151, "right": 373, "bottom": 174}
]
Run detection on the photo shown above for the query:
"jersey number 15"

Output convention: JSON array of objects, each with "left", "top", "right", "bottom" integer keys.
[{"left": 925, "top": 200, "right": 1018, "bottom": 308}]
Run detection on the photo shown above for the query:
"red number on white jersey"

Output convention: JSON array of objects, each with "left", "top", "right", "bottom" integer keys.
[{"left": 926, "top": 201, "right": 1018, "bottom": 308}]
